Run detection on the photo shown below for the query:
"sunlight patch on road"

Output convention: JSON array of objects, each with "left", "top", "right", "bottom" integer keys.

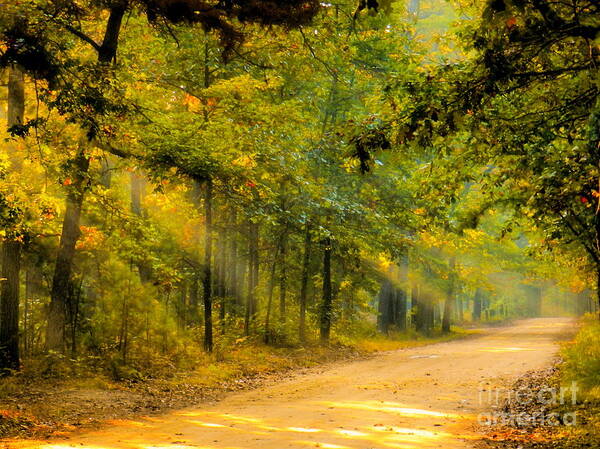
[
  {"left": 335, "top": 429, "right": 368, "bottom": 437},
  {"left": 143, "top": 445, "right": 205, "bottom": 449},
  {"left": 186, "top": 421, "right": 227, "bottom": 428},
  {"left": 369, "top": 426, "right": 440, "bottom": 438},
  {"left": 319, "top": 400, "right": 459, "bottom": 418},
  {"left": 286, "top": 427, "right": 322, "bottom": 433},
  {"left": 104, "top": 419, "right": 153, "bottom": 428},
  {"left": 212, "top": 413, "right": 260, "bottom": 423},
  {"left": 292, "top": 441, "right": 351, "bottom": 449},
  {"left": 256, "top": 424, "right": 282, "bottom": 432},
  {"left": 479, "top": 347, "right": 534, "bottom": 353}
]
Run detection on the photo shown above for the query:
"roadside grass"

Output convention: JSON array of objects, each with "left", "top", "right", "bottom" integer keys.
[
  {"left": 482, "top": 315, "right": 600, "bottom": 449},
  {"left": 562, "top": 314, "right": 600, "bottom": 401},
  {"left": 554, "top": 314, "right": 600, "bottom": 448},
  {"left": 342, "top": 326, "right": 479, "bottom": 352},
  {"left": 156, "top": 327, "right": 476, "bottom": 388}
]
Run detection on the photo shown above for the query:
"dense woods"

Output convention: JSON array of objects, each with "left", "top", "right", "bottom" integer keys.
[{"left": 0, "top": 0, "right": 597, "bottom": 382}]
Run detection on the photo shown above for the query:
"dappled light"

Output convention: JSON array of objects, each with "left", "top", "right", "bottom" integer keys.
[
  {"left": 478, "top": 347, "right": 534, "bottom": 353},
  {"left": 0, "top": 0, "right": 596, "bottom": 446},
  {"left": 1, "top": 318, "right": 573, "bottom": 449},
  {"left": 317, "top": 401, "right": 460, "bottom": 418}
]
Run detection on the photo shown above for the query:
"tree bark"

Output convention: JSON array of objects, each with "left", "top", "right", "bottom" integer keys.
[
  {"left": 244, "top": 221, "right": 259, "bottom": 335},
  {"left": 218, "top": 230, "right": 227, "bottom": 323},
  {"left": 279, "top": 231, "right": 287, "bottom": 323},
  {"left": 411, "top": 284, "right": 421, "bottom": 331},
  {"left": 377, "top": 279, "right": 392, "bottom": 334},
  {"left": 244, "top": 237, "right": 252, "bottom": 335},
  {"left": 228, "top": 209, "right": 241, "bottom": 309},
  {"left": 597, "top": 269, "right": 600, "bottom": 319},
  {"left": 299, "top": 222, "right": 311, "bottom": 343},
  {"left": 130, "top": 170, "right": 152, "bottom": 283},
  {"left": 319, "top": 237, "right": 333, "bottom": 343},
  {"left": 0, "top": 65, "right": 24, "bottom": 372},
  {"left": 130, "top": 171, "right": 145, "bottom": 216},
  {"left": 473, "top": 288, "right": 482, "bottom": 321},
  {"left": 251, "top": 223, "right": 259, "bottom": 317},
  {"left": 0, "top": 241, "right": 21, "bottom": 372},
  {"left": 47, "top": 151, "right": 90, "bottom": 352},
  {"left": 395, "top": 287, "right": 407, "bottom": 331},
  {"left": 202, "top": 179, "right": 213, "bottom": 352},
  {"left": 442, "top": 257, "right": 456, "bottom": 333},
  {"left": 396, "top": 256, "right": 409, "bottom": 331},
  {"left": 264, "top": 240, "right": 281, "bottom": 344}
]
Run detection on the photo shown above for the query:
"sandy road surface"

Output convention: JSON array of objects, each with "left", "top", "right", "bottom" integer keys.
[{"left": 8, "top": 318, "right": 573, "bottom": 449}]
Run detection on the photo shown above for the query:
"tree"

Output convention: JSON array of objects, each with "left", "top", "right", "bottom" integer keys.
[
  {"left": 1, "top": 0, "right": 322, "bottom": 352},
  {"left": 380, "top": 0, "right": 600, "bottom": 312},
  {"left": 0, "top": 65, "right": 24, "bottom": 372}
]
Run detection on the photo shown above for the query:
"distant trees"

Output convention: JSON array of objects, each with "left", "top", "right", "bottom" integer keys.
[{"left": 0, "top": 0, "right": 593, "bottom": 379}]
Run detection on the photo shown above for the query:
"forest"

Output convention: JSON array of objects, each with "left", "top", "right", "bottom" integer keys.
[{"left": 0, "top": 1, "right": 599, "bottom": 448}]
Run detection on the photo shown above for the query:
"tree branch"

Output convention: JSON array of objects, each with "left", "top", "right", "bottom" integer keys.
[{"left": 63, "top": 24, "right": 101, "bottom": 52}]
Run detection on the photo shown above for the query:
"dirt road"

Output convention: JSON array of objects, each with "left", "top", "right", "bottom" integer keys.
[{"left": 9, "top": 318, "right": 573, "bottom": 449}]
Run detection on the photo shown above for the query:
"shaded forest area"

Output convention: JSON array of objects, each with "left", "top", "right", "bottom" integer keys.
[{"left": 0, "top": 0, "right": 597, "bottom": 388}]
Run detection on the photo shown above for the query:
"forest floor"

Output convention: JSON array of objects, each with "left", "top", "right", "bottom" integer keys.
[
  {"left": 477, "top": 360, "right": 600, "bottom": 449},
  {"left": 0, "top": 318, "right": 573, "bottom": 449},
  {"left": 0, "top": 330, "right": 473, "bottom": 440}
]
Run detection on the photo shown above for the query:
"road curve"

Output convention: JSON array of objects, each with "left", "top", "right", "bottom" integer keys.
[{"left": 9, "top": 318, "right": 573, "bottom": 449}]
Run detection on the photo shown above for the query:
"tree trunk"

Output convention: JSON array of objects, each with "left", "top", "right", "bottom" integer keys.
[
  {"left": 6, "top": 65, "right": 24, "bottom": 169},
  {"left": 47, "top": 5, "right": 125, "bottom": 352},
  {"left": 442, "top": 257, "right": 455, "bottom": 333},
  {"left": 218, "top": 234, "right": 227, "bottom": 323},
  {"left": 244, "top": 239, "right": 252, "bottom": 335},
  {"left": 473, "top": 288, "right": 482, "bottom": 321},
  {"left": 423, "top": 296, "right": 433, "bottom": 335},
  {"left": 0, "top": 65, "right": 25, "bottom": 372},
  {"left": 251, "top": 223, "right": 259, "bottom": 317},
  {"left": 319, "top": 237, "right": 333, "bottom": 343},
  {"left": 279, "top": 231, "right": 287, "bottom": 323},
  {"left": 213, "top": 216, "right": 227, "bottom": 324},
  {"left": 457, "top": 291, "right": 464, "bottom": 322},
  {"left": 411, "top": 284, "right": 421, "bottom": 331},
  {"left": 47, "top": 151, "right": 90, "bottom": 352},
  {"left": 244, "top": 221, "right": 259, "bottom": 335},
  {"left": 299, "top": 222, "right": 311, "bottom": 343},
  {"left": 228, "top": 209, "right": 241, "bottom": 308},
  {"left": 595, "top": 269, "right": 600, "bottom": 319},
  {"left": 396, "top": 256, "right": 409, "bottom": 331},
  {"left": 395, "top": 287, "right": 407, "bottom": 331},
  {"left": 264, "top": 241, "right": 281, "bottom": 344},
  {"left": 0, "top": 241, "right": 21, "bottom": 372},
  {"left": 130, "top": 171, "right": 145, "bottom": 216},
  {"left": 202, "top": 179, "right": 213, "bottom": 352},
  {"left": 218, "top": 242, "right": 227, "bottom": 326},
  {"left": 130, "top": 170, "right": 152, "bottom": 283},
  {"left": 377, "top": 279, "right": 392, "bottom": 334},
  {"left": 99, "top": 156, "right": 113, "bottom": 188}
]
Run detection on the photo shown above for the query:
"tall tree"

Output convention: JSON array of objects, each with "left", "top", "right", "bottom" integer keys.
[
  {"left": 47, "top": 5, "right": 126, "bottom": 351},
  {"left": 0, "top": 65, "right": 24, "bottom": 372},
  {"left": 202, "top": 179, "right": 213, "bottom": 352},
  {"left": 319, "top": 236, "right": 333, "bottom": 342}
]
